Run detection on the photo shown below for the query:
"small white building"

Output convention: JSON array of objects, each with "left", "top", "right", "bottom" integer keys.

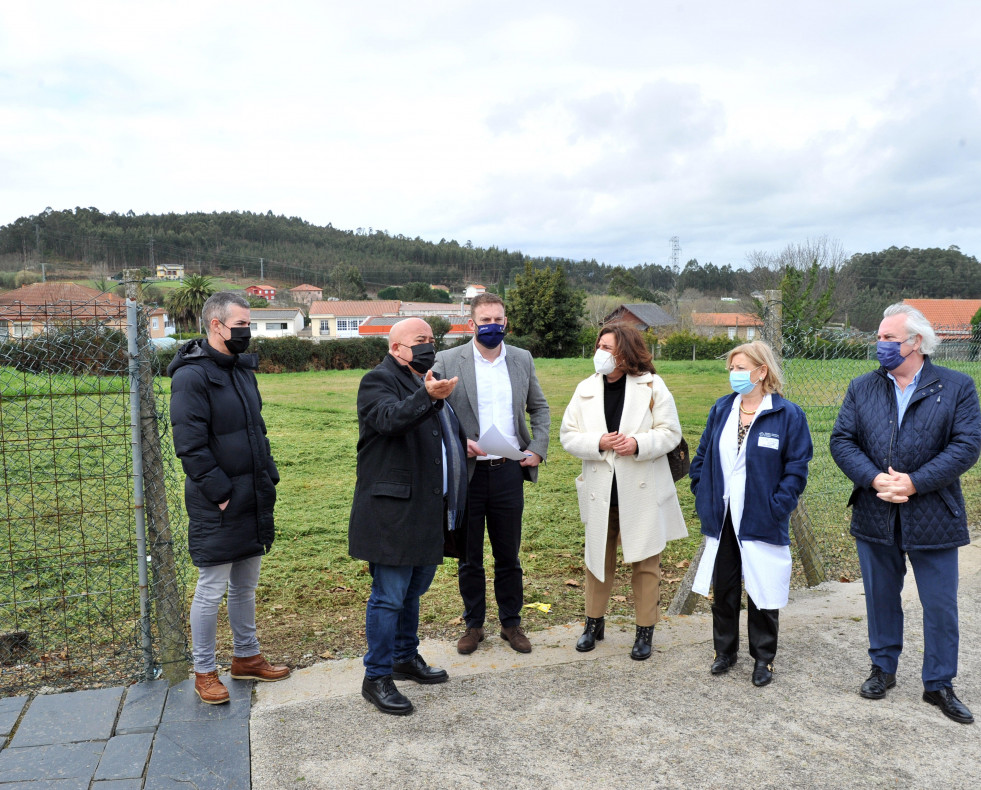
[
  {"left": 248, "top": 308, "right": 305, "bottom": 338},
  {"left": 464, "top": 284, "right": 486, "bottom": 301}
]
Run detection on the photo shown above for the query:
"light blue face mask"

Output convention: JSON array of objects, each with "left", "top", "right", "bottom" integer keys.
[{"left": 729, "top": 366, "right": 761, "bottom": 395}]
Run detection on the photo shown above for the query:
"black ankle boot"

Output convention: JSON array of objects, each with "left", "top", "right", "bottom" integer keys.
[
  {"left": 631, "top": 625, "right": 654, "bottom": 661},
  {"left": 576, "top": 616, "right": 605, "bottom": 652}
]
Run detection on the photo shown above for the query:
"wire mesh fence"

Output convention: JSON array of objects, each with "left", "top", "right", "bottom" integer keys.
[{"left": 0, "top": 295, "right": 189, "bottom": 694}]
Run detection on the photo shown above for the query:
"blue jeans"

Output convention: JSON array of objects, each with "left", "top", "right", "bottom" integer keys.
[
  {"left": 856, "top": 535, "right": 959, "bottom": 690},
  {"left": 364, "top": 563, "right": 438, "bottom": 679}
]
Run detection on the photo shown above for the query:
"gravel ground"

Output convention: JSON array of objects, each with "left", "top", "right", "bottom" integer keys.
[{"left": 250, "top": 535, "right": 981, "bottom": 790}]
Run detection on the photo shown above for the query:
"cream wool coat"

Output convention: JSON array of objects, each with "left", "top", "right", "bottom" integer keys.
[{"left": 560, "top": 372, "right": 688, "bottom": 582}]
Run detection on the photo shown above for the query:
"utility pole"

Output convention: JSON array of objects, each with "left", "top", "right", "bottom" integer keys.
[
  {"left": 148, "top": 237, "right": 155, "bottom": 276},
  {"left": 670, "top": 236, "right": 681, "bottom": 269},
  {"left": 260, "top": 257, "right": 264, "bottom": 281},
  {"left": 35, "top": 224, "right": 46, "bottom": 281}
]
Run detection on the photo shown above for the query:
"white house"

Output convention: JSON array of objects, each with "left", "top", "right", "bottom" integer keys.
[
  {"left": 308, "top": 300, "right": 401, "bottom": 339},
  {"left": 248, "top": 308, "right": 305, "bottom": 338}
]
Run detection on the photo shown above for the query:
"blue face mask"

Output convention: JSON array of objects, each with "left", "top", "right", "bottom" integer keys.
[
  {"left": 876, "top": 339, "right": 909, "bottom": 371},
  {"left": 729, "top": 368, "right": 760, "bottom": 395},
  {"left": 475, "top": 323, "right": 505, "bottom": 349}
]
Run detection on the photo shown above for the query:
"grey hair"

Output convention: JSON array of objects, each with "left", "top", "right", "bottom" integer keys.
[
  {"left": 202, "top": 292, "right": 250, "bottom": 326},
  {"left": 882, "top": 303, "right": 939, "bottom": 354}
]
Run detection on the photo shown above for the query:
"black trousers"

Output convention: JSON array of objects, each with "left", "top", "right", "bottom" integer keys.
[
  {"left": 459, "top": 460, "right": 525, "bottom": 628},
  {"left": 712, "top": 509, "right": 779, "bottom": 663}
]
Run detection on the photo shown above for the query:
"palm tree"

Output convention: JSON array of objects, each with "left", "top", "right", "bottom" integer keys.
[{"left": 166, "top": 275, "right": 216, "bottom": 333}]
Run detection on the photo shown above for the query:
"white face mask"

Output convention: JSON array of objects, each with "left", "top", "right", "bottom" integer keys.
[{"left": 593, "top": 348, "right": 616, "bottom": 376}]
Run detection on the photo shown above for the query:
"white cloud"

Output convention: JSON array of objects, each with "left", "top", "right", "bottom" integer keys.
[{"left": 1, "top": 0, "right": 980, "bottom": 269}]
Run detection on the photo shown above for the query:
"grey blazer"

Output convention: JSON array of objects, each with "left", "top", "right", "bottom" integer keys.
[{"left": 434, "top": 342, "right": 550, "bottom": 483}]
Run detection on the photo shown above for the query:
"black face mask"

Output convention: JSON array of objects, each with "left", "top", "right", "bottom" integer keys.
[
  {"left": 222, "top": 325, "right": 252, "bottom": 355},
  {"left": 407, "top": 342, "right": 436, "bottom": 374}
]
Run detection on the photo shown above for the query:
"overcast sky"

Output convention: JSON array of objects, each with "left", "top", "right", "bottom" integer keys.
[{"left": 1, "top": 1, "right": 979, "bottom": 270}]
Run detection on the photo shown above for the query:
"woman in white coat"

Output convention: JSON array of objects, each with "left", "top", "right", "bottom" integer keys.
[{"left": 560, "top": 323, "right": 689, "bottom": 660}]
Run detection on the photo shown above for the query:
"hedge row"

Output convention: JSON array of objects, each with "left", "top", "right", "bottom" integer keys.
[{"left": 155, "top": 336, "right": 389, "bottom": 374}]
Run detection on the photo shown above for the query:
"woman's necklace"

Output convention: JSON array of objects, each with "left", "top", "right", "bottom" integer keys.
[{"left": 740, "top": 403, "right": 759, "bottom": 415}]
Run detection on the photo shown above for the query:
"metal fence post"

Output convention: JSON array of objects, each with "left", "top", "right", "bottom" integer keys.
[
  {"left": 125, "top": 271, "right": 187, "bottom": 685},
  {"left": 127, "top": 300, "right": 155, "bottom": 681}
]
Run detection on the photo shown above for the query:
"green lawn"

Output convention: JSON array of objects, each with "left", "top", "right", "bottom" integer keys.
[
  {"left": 7, "top": 356, "right": 980, "bottom": 673},
  {"left": 236, "top": 358, "right": 893, "bottom": 664}
]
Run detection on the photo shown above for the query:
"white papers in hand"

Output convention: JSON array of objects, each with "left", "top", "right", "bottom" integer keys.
[{"left": 477, "top": 424, "right": 529, "bottom": 461}]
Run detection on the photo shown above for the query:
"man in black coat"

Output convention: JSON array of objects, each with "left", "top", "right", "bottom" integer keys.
[
  {"left": 169, "top": 291, "right": 290, "bottom": 704},
  {"left": 349, "top": 317, "right": 468, "bottom": 715}
]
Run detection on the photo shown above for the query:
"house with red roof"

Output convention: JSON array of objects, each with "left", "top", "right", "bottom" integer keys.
[
  {"left": 691, "top": 312, "right": 763, "bottom": 340},
  {"left": 902, "top": 298, "right": 981, "bottom": 340},
  {"left": 0, "top": 282, "right": 127, "bottom": 339},
  {"left": 288, "top": 284, "right": 323, "bottom": 307}
]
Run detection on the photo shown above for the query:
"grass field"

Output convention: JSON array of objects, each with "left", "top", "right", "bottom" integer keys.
[
  {"left": 6, "top": 355, "right": 981, "bottom": 676},
  {"left": 222, "top": 357, "right": 906, "bottom": 666}
]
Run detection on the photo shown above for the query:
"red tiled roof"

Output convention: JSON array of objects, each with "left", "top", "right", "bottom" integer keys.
[
  {"left": 309, "top": 300, "right": 401, "bottom": 317},
  {"left": 289, "top": 284, "right": 322, "bottom": 292},
  {"left": 0, "top": 281, "right": 126, "bottom": 320},
  {"left": 903, "top": 299, "right": 981, "bottom": 331},
  {"left": 691, "top": 312, "right": 763, "bottom": 327}
]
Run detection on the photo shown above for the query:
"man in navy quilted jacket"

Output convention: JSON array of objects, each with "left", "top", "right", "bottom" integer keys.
[{"left": 831, "top": 303, "right": 981, "bottom": 724}]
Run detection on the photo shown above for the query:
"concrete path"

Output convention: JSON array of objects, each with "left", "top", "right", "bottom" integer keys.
[
  {"left": 1, "top": 536, "right": 979, "bottom": 788},
  {"left": 250, "top": 536, "right": 981, "bottom": 790}
]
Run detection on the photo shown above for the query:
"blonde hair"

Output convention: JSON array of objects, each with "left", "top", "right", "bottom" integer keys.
[{"left": 725, "top": 340, "right": 784, "bottom": 395}]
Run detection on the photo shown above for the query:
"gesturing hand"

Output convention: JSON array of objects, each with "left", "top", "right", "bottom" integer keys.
[{"left": 424, "top": 370, "right": 458, "bottom": 400}]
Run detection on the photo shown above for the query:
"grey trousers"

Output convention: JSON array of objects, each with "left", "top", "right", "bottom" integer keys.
[{"left": 190, "top": 555, "right": 262, "bottom": 673}]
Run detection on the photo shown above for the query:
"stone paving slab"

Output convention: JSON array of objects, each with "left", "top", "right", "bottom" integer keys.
[
  {"left": 159, "top": 676, "right": 252, "bottom": 723},
  {"left": 116, "top": 680, "right": 169, "bottom": 735},
  {"left": 144, "top": 718, "right": 250, "bottom": 790},
  {"left": 9, "top": 687, "right": 123, "bottom": 748},
  {"left": 0, "top": 740, "right": 106, "bottom": 781},
  {"left": 94, "top": 732, "right": 154, "bottom": 781},
  {"left": 92, "top": 781, "right": 144, "bottom": 790},
  {"left": 0, "top": 696, "right": 28, "bottom": 738},
  {"left": 0, "top": 781, "right": 89, "bottom": 789}
]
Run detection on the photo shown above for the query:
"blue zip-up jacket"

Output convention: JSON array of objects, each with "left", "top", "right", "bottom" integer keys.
[
  {"left": 690, "top": 392, "right": 812, "bottom": 545},
  {"left": 829, "top": 357, "right": 981, "bottom": 550}
]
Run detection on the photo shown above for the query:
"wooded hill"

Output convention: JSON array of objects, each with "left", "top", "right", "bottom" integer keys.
[{"left": 1, "top": 208, "right": 978, "bottom": 331}]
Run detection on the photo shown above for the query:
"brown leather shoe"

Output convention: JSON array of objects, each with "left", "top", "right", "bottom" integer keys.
[
  {"left": 500, "top": 625, "right": 532, "bottom": 653},
  {"left": 230, "top": 653, "right": 291, "bottom": 682},
  {"left": 456, "top": 626, "right": 485, "bottom": 655},
  {"left": 194, "top": 671, "right": 230, "bottom": 704}
]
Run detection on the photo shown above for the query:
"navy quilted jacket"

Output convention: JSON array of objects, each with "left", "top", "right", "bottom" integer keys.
[{"left": 829, "top": 358, "right": 981, "bottom": 550}]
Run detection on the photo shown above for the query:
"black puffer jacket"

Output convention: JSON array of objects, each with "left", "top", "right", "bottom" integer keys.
[
  {"left": 830, "top": 358, "right": 981, "bottom": 550},
  {"left": 168, "top": 339, "right": 279, "bottom": 566}
]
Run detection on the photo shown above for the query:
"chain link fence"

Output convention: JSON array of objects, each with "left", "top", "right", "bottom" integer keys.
[{"left": 0, "top": 295, "right": 189, "bottom": 694}]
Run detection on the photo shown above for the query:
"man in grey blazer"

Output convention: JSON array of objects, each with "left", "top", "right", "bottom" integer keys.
[{"left": 434, "top": 293, "right": 550, "bottom": 654}]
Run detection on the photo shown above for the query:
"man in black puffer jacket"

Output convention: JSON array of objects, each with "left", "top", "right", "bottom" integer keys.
[
  {"left": 831, "top": 302, "right": 981, "bottom": 725},
  {"left": 168, "top": 291, "right": 290, "bottom": 704}
]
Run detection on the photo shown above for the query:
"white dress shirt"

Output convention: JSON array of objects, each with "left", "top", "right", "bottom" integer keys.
[{"left": 473, "top": 340, "right": 517, "bottom": 459}]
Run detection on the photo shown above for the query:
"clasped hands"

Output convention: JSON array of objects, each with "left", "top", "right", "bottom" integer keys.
[
  {"left": 873, "top": 466, "right": 916, "bottom": 503},
  {"left": 599, "top": 431, "right": 637, "bottom": 457}
]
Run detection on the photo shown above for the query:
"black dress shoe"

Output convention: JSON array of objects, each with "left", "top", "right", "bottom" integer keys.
[
  {"left": 923, "top": 687, "right": 975, "bottom": 724},
  {"left": 860, "top": 665, "right": 896, "bottom": 699},
  {"left": 752, "top": 659, "right": 773, "bottom": 687},
  {"left": 710, "top": 653, "right": 737, "bottom": 675},
  {"left": 576, "top": 616, "right": 605, "bottom": 652},
  {"left": 362, "top": 675, "right": 413, "bottom": 715},
  {"left": 630, "top": 625, "right": 654, "bottom": 661},
  {"left": 391, "top": 654, "right": 449, "bottom": 685}
]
